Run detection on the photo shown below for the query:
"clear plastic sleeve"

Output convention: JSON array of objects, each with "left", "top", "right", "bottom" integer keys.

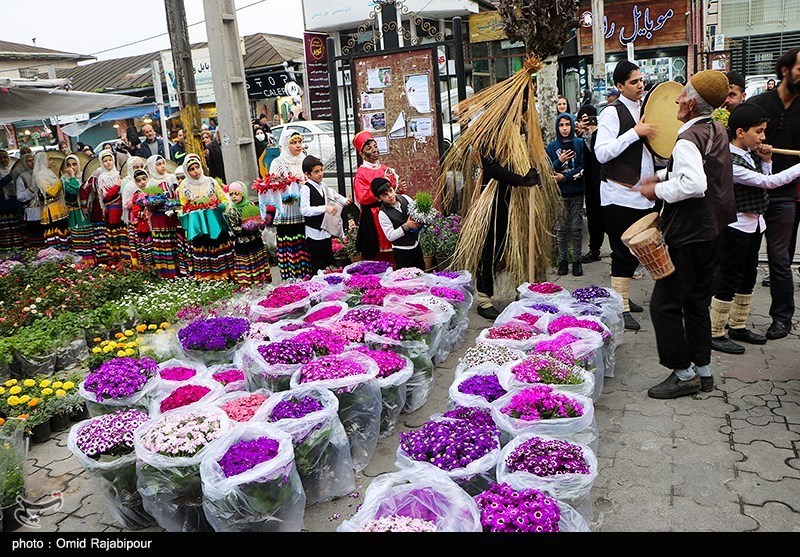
[
  {"left": 495, "top": 358, "right": 596, "bottom": 400},
  {"left": 234, "top": 338, "right": 301, "bottom": 393},
  {"left": 148, "top": 377, "right": 225, "bottom": 417}
]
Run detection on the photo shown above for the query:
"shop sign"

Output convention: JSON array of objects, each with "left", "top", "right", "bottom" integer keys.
[
  {"left": 469, "top": 12, "right": 508, "bottom": 43},
  {"left": 245, "top": 71, "right": 293, "bottom": 99}
]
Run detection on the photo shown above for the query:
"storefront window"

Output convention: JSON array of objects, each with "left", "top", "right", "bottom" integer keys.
[{"left": 604, "top": 55, "right": 687, "bottom": 88}]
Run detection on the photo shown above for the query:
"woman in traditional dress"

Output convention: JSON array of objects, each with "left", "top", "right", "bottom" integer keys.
[
  {"left": 33, "top": 151, "right": 70, "bottom": 252},
  {"left": 121, "top": 156, "right": 147, "bottom": 266},
  {"left": 177, "top": 154, "right": 234, "bottom": 281},
  {"left": 146, "top": 154, "right": 188, "bottom": 275},
  {"left": 95, "top": 149, "right": 129, "bottom": 264},
  {"left": 60, "top": 154, "right": 95, "bottom": 265},
  {"left": 15, "top": 152, "right": 44, "bottom": 250},
  {"left": 260, "top": 130, "right": 311, "bottom": 280},
  {"left": 0, "top": 149, "right": 24, "bottom": 255},
  {"left": 224, "top": 180, "right": 271, "bottom": 285}
]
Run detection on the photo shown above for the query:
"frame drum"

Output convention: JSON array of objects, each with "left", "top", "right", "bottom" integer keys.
[{"left": 641, "top": 81, "right": 684, "bottom": 160}]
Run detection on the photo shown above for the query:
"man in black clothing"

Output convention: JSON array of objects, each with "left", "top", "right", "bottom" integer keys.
[
  {"left": 747, "top": 47, "right": 800, "bottom": 340},
  {"left": 170, "top": 129, "right": 187, "bottom": 165},
  {"left": 576, "top": 104, "right": 604, "bottom": 263},
  {"left": 201, "top": 129, "right": 226, "bottom": 183}
]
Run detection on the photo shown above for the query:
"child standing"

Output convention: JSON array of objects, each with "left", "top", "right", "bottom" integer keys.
[
  {"left": 546, "top": 112, "right": 585, "bottom": 277},
  {"left": 225, "top": 181, "right": 272, "bottom": 285},
  {"left": 372, "top": 177, "right": 424, "bottom": 270},
  {"left": 300, "top": 155, "right": 350, "bottom": 274}
]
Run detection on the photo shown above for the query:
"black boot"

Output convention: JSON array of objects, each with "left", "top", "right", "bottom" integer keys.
[
  {"left": 727, "top": 327, "right": 767, "bottom": 345},
  {"left": 623, "top": 311, "right": 640, "bottom": 331},
  {"left": 711, "top": 335, "right": 745, "bottom": 354},
  {"left": 557, "top": 259, "right": 569, "bottom": 276},
  {"left": 628, "top": 299, "right": 644, "bottom": 313},
  {"left": 572, "top": 262, "right": 583, "bottom": 277},
  {"left": 580, "top": 250, "right": 601, "bottom": 263},
  {"left": 477, "top": 305, "right": 500, "bottom": 320}
]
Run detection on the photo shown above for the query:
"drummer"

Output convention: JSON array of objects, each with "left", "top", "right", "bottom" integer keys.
[
  {"left": 638, "top": 70, "right": 735, "bottom": 399},
  {"left": 594, "top": 60, "right": 656, "bottom": 331}
]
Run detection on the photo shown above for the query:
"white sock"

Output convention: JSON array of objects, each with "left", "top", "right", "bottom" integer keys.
[
  {"left": 693, "top": 364, "right": 712, "bottom": 377},
  {"left": 674, "top": 367, "right": 696, "bottom": 381}
]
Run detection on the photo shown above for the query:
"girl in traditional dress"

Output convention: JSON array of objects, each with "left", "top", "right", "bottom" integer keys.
[
  {"left": 0, "top": 149, "right": 24, "bottom": 255},
  {"left": 15, "top": 153, "right": 44, "bottom": 250},
  {"left": 123, "top": 165, "right": 153, "bottom": 268},
  {"left": 146, "top": 154, "right": 188, "bottom": 275},
  {"left": 120, "top": 156, "right": 146, "bottom": 266},
  {"left": 60, "top": 154, "right": 95, "bottom": 265},
  {"left": 260, "top": 130, "right": 311, "bottom": 280},
  {"left": 95, "top": 149, "right": 129, "bottom": 264},
  {"left": 177, "top": 154, "right": 234, "bottom": 281},
  {"left": 33, "top": 152, "right": 70, "bottom": 251},
  {"left": 224, "top": 180, "right": 272, "bottom": 285},
  {"left": 143, "top": 157, "right": 182, "bottom": 279}
]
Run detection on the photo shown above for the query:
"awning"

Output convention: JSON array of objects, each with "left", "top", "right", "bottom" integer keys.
[
  {"left": 0, "top": 77, "right": 143, "bottom": 125},
  {"left": 88, "top": 103, "right": 173, "bottom": 124}
]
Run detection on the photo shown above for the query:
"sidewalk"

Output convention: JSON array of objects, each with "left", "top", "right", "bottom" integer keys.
[{"left": 12, "top": 248, "right": 800, "bottom": 533}]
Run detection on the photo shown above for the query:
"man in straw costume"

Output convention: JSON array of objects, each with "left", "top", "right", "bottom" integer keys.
[
  {"left": 638, "top": 70, "right": 736, "bottom": 399},
  {"left": 594, "top": 60, "right": 656, "bottom": 331},
  {"left": 437, "top": 55, "right": 563, "bottom": 320}
]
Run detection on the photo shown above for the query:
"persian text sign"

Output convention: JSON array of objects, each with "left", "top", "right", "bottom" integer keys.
[
  {"left": 304, "top": 32, "right": 333, "bottom": 120},
  {"left": 469, "top": 11, "right": 508, "bottom": 43}
]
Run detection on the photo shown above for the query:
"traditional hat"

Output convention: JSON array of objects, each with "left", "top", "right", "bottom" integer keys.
[
  {"left": 725, "top": 71, "right": 746, "bottom": 90},
  {"left": 613, "top": 61, "right": 639, "bottom": 86},
  {"left": 728, "top": 103, "right": 769, "bottom": 133},
  {"left": 370, "top": 177, "right": 392, "bottom": 198},
  {"left": 690, "top": 70, "right": 730, "bottom": 109},
  {"left": 353, "top": 130, "right": 375, "bottom": 154}
]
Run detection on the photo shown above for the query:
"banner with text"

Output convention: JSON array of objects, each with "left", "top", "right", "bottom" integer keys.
[
  {"left": 160, "top": 48, "right": 216, "bottom": 108},
  {"left": 304, "top": 32, "right": 333, "bottom": 120}
]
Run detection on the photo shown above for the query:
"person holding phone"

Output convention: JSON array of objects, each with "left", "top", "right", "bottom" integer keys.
[{"left": 576, "top": 104, "right": 604, "bottom": 264}]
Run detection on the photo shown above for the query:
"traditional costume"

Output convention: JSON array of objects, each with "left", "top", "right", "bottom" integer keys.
[
  {"left": 125, "top": 167, "right": 154, "bottom": 268},
  {"left": 0, "top": 149, "right": 23, "bottom": 254},
  {"left": 225, "top": 181, "right": 272, "bottom": 285},
  {"left": 15, "top": 153, "right": 44, "bottom": 250},
  {"left": 300, "top": 166, "right": 348, "bottom": 274},
  {"left": 373, "top": 178, "right": 425, "bottom": 271},
  {"left": 121, "top": 156, "right": 147, "bottom": 266},
  {"left": 144, "top": 155, "right": 184, "bottom": 278},
  {"left": 33, "top": 152, "right": 70, "bottom": 252},
  {"left": 61, "top": 154, "right": 95, "bottom": 265},
  {"left": 95, "top": 149, "right": 129, "bottom": 264},
  {"left": 352, "top": 130, "right": 396, "bottom": 264}
]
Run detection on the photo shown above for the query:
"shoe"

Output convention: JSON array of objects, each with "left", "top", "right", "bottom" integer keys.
[
  {"left": 557, "top": 259, "right": 569, "bottom": 276},
  {"left": 580, "top": 251, "right": 601, "bottom": 263},
  {"left": 762, "top": 274, "right": 770, "bottom": 287},
  {"left": 647, "top": 372, "right": 701, "bottom": 399},
  {"left": 623, "top": 311, "right": 640, "bottom": 331},
  {"left": 477, "top": 305, "right": 500, "bottom": 320},
  {"left": 711, "top": 335, "right": 745, "bottom": 354},
  {"left": 572, "top": 262, "right": 583, "bottom": 277},
  {"left": 699, "top": 376, "right": 714, "bottom": 392},
  {"left": 765, "top": 320, "right": 790, "bottom": 340},
  {"left": 727, "top": 327, "right": 767, "bottom": 345},
  {"left": 628, "top": 299, "right": 643, "bottom": 313}
]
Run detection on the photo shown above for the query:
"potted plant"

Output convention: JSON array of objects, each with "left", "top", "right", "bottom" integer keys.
[
  {"left": 343, "top": 220, "right": 362, "bottom": 262},
  {"left": 25, "top": 408, "right": 52, "bottom": 444},
  {"left": 434, "top": 213, "right": 460, "bottom": 269},
  {"left": 0, "top": 417, "right": 27, "bottom": 532},
  {"left": 418, "top": 227, "right": 436, "bottom": 271}
]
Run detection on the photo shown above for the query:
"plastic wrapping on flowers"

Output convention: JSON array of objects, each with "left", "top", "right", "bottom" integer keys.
[
  {"left": 342, "top": 259, "right": 393, "bottom": 278},
  {"left": 428, "top": 269, "right": 475, "bottom": 295},
  {"left": 78, "top": 357, "right": 160, "bottom": 417},
  {"left": 495, "top": 355, "right": 596, "bottom": 401},
  {"left": 155, "top": 358, "right": 209, "bottom": 388},
  {"left": 198, "top": 422, "right": 306, "bottom": 532},
  {"left": 298, "top": 301, "right": 350, "bottom": 328},
  {"left": 528, "top": 328, "right": 606, "bottom": 401},
  {"left": 261, "top": 317, "right": 315, "bottom": 342},
  {"left": 148, "top": 378, "right": 225, "bottom": 416},
  {"left": 233, "top": 339, "right": 314, "bottom": 393},
  {"left": 447, "top": 366, "right": 508, "bottom": 411},
  {"left": 255, "top": 385, "right": 355, "bottom": 506},
  {"left": 206, "top": 365, "right": 247, "bottom": 393},
  {"left": 496, "top": 432, "right": 599, "bottom": 523},
  {"left": 177, "top": 317, "right": 250, "bottom": 366},
  {"left": 516, "top": 282, "right": 573, "bottom": 303},
  {"left": 132, "top": 406, "right": 232, "bottom": 532},
  {"left": 475, "top": 322, "right": 543, "bottom": 352},
  {"left": 248, "top": 284, "right": 311, "bottom": 324},
  {"left": 66, "top": 410, "right": 155, "bottom": 529},
  {"left": 455, "top": 344, "right": 526, "bottom": 378},
  {"left": 337, "top": 468, "right": 482, "bottom": 532},
  {"left": 289, "top": 351, "right": 380, "bottom": 473},
  {"left": 355, "top": 347, "right": 414, "bottom": 438},
  {"left": 213, "top": 389, "right": 272, "bottom": 423},
  {"left": 382, "top": 293, "right": 454, "bottom": 366}
]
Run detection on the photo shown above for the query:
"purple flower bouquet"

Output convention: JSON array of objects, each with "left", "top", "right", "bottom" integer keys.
[
  {"left": 236, "top": 338, "right": 315, "bottom": 392},
  {"left": 79, "top": 356, "right": 159, "bottom": 416},
  {"left": 67, "top": 409, "right": 154, "bottom": 529},
  {"left": 495, "top": 354, "right": 596, "bottom": 400},
  {"left": 249, "top": 284, "right": 311, "bottom": 323},
  {"left": 208, "top": 365, "right": 247, "bottom": 393},
  {"left": 448, "top": 368, "right": 507, "bottom": 409},
  {"left": 178, "top": 317, "right": 250, "bottom": 365},
  {"left": 198, "top": 423, "right": 306, "bottom": 532},
  {"left": 475, "top": 482, "right": 568, "bottom": 532},
  {"left": 259, "top": 386, "right": 355, "bottom": 506},
  {"left": 344, "top": 259, "right": 393, "bottom": 276},
  {"left": 356, "top": 346, "right": 414, "bottom": 437}
]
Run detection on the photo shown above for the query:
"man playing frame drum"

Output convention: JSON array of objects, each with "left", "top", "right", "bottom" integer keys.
[{"left": 637, "top": 70, "right": 736, "bottom": 399}]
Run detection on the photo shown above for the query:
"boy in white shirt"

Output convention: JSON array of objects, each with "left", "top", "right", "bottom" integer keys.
[{"left": 372, "top": 177, "right": 425, "bottom": 270}]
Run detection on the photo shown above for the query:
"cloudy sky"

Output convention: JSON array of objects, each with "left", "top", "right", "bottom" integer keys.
[{"left": 4, "top": 0, "right": 305, "bottom": 61}]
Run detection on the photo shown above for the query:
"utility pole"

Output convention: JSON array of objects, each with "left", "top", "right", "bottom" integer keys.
[
  {"left": 591, "top": 0, "right": 606, "bottom": 99},
  {"left": 203, "top": 0, "right": 258, "bottom": 188},
  {"left": 164, "top": 0, "right": 204, "bottom": 168}
]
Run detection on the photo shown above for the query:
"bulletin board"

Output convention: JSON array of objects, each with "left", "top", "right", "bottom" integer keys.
[{"left": 351, "top": 47, "right": 443, "bottom": 199}]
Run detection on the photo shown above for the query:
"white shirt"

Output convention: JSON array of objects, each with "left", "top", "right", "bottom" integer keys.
[
  {"left": 377, "top": 194, "right": 418, "bottom": 250},
  {"left": 653, "top": 117, "right": 710, "bottom": 205},
  {"left": 300, "top": 179, "right": 347, "bottom": 240},
  {"left": 595, "top": 94, "right": 656, "bottom": 209},
  {"left": 728, "top": 143, "right": 800, "bottom": 233}
]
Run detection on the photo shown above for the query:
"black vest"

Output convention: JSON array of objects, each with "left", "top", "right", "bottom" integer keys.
[
  {"left": 380, "top": 196, "right": 416, "bottom": 247},
  {"left": 599, "top": 100, "right": 644, "bottom": 186},
  {"left": 730, "top": 152, "right": 769, "bottom": 215},
  {"left": 304, "top": 181, "right": 325, "bottom": 231}
]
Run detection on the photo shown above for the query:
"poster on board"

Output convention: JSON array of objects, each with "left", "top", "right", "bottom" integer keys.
[
  {"left": 361, "top": 112, "right": 387, "bottom": 132},
  {"left": 389, "top": 111, "right": 407, "bottom": 139},
  {"left": 360, "top": 91, "right": 385, "bottom": 110},
  {"left": 409, "top": 117, "right": 433, "bottom": 137},
  {"left": 404, "top": 74, "right": 431, "bottom": 113},
  {"left": 374, "top": 136, "right": 389, "bottom": 154},
  {"left": 368, "top": 67, "right": 393, "bottom": 88}
]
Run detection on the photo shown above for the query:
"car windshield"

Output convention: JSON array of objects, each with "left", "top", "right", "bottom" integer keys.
[{"left": 316, "top": 122, "right": 334, "bottom": 133}]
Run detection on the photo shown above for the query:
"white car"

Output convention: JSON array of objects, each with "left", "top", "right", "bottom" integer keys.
[{"left": 270, "top": 120, "right": 336, "bottom": 163}]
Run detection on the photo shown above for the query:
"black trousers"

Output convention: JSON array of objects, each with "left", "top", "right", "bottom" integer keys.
[
  {"left": 715, "top": 226, "right": 762, "bottom": 301},
  {"left": 306, "top": 236, "right": 335, "bottom": 274},
  {"left": 603, "top": 204, "right": 655, "bottom": 277},
  {"left": 393, "top": 244, "right": 425, "bottom": 270},
  {"left": 584, "top": 179, "right": 605, "bottom": 253},
  {"left": 763, "top": 199, "right": 796, "bottom": 323},
  {"left": 650, "top": 239, "right": 718, "bottom": 370}
]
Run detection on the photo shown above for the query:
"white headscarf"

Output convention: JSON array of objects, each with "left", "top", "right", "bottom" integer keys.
[
  {"left": 180, "top": 153, "right": 219, "bottom": 202},
  {"left": 271, "top": 129, "right": 305, "bottom": 178},
  {"left": 122, "top": 168, "right": 148, "bottom": 224},
  {"left": 33, "top": 151, "right": 59, "bottom": 197},
  {"left": 0, "top": 149, "right": 12, "bottom": 179}
]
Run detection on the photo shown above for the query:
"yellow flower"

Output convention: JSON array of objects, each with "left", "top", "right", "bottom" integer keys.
[
  {"left": 92, "top": 347, "right": 102, "bottom": 354},
  {"left": 23, "top": 379, "right": 36, "bottom": 387},
  {"left": 28, "top": 398, "right": 40, "bottom": 408},
  {"left": 55, "top": 389, "right": 66, "bottom": 397},
  {"left": 108, "top": 341, "right": 117, "bottom": 349},
  {"left": 63, "top": 381, "right": 75, "bottom": 390},
  {"left": 18, "top": 395, "right": 30, "bottom": 404},
  {"left": 0, "top": 387, "right": 4, "bottom": 395},
  {"left": 39, "top": 379, "right": 51, "bottom": 388},
  {"left": 160, "top": 322, "right": 170, "bottom": 329},
  {"left": 52, "top": 381, "right": 63, "bottom": 389},
  {"left": 117, "top": 350, "right": 126, "bottom": 357},
  {"left": 93, "top": 337, "right": 102, "bottom": 343},
  {"left": 7, "top": 396, "right": 19, "bottom": 406},
  {"left": 124, "top": 329, "right": 134, "bottom": 337},
  {"left": 9, "top": 386, "right": 22, "bottom": 395},
  {"left": 41, "top": 388, "right": 54, "bottom": 396},
  {"left": 101, "top": 340, "right": 109, "bottom": 346},
  {"left": 115, "top": 332, "right": 125, "bottom": 339},
  {"left": 103, "top": 346, "right": 113, "bottom": 354},
  {"left": 148, "top": 324, "right": 158, "bottom": 331},
  {"left": 136, "top": 324, "right": 148, "bottom": 333},
  {"left": 124, "top": 349, "right": 135, "bottom": 356},
  {"left": 5, "top": 379, "right": 17, "bottom": 387}
]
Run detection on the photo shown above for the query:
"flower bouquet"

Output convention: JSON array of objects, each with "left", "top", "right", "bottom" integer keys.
[
  {"left": 149, "top": 378, "right": 224, "bottom": 416},
  {"left": 380, "top": 267, "right": 430, "bottom": 290},
  {"left": 381, "top": 294, "right": 453, "bottom": 365},
  {"left": 477, "top": 323, "right": 542, "bottom": 352},
  {"left": 355, "top": 346, "right": 414, "bottom": 438},
  {"left": 455, "top": 344, "right": 526, "bottom": 377},
  {"left": 517, "top": 281, "right": 572, "bottom": 303},
  {"left": 67, "top": 409, "right": 154, "bottom": 529},
  {"left": 257, "top": 386, "right": 355, "bottom": 506},
  {"left": 429, "top": 268, "right": 474, "bottom": 294},
  {"left": 239, "top": 203, "right": 267, "bottom": 233},
  {"left": 496, "top": 433, "right": 598, "bottom": 521},
  {"left": 133, "top": 406, "right": 230, "bottom": 532},
  {"left": 199, "top": 422, "right": 305, "bottom": 532},
  {"left": 343, "top": 259, "right": 393, "bottom": 277},
  {"left": 571, "top": 283, "right": 624, "bottom": 340},
  {"left": 291, "top": 327, "right": 350, "bottom": 357},
  {"left": 143, "top": 185, "right": 171, "bottom": 211},
  {"left": 300, "top": 301, "right": 349, "bottom": 327},
  {"left": 249, "top": 284, "right": 311, "bottom": 323},
  {"left": 396, "top": 416, "right": 501, "bottom": 496},
  {"left": 261, "top": 318, "right": 313, "bottom": 342},
  {"left": 181, "top": 194, "right": 221, "bottom": 214},
  {"left": 496, "top": 354, "right": 595, "bottom": 400},
  {"left": 178, "top": 317, "right": 250, "bottom": 366},
  {"left": 235, "top": 339, "right": 315, "bottom": 393},
  {"left": 448, "top": 367, "right": 507, "bottom": 410},
  {"left": 208, "top": 366, "right": 247, "bottom": 393},
  {"left": 337, "top": 468, "right": 482, "bottom": 532},
  {"left": 155, "top": 357, "right": 208, "bottom": 388},
  {"left": 290, "top": 351, "right": 380, "bottom": 473},
  {"left": 474, "top": 482, "right": 590, "bottom": 532},
  {"left": 252, "top": 173, "right": 303, "bottom": 195},
  {"left": 490, "top": 385, "right": 597, "bottom": 449},
  {"left": 530, "top": 328, "right": 606, "bottom": 400},
  {"left": 79, "top": 356, "right": 159, "bottom": 417},
  {"left": 216, "top": 391, "right": 271, "bottom": 423}
]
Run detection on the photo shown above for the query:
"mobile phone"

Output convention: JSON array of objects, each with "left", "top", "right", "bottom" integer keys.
[{"left": 587, "top": 116, "right": 598, "bottom": 126}]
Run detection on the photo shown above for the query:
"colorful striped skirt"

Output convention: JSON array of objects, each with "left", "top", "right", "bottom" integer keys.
[
  {"left": 92, "top": 221, "right": 108, "bottom": 266},
  {"left": 104, "top": 221, "right": 130, "bottom": 264},
  {"left": 69, "top": 223, "right": 95, "bottom": 266},
  {"left": 150, "top": 212, "right": 181, "bottom": 279},
  {"left": 23, "top": 220, "right": 45, "bottom": 251},
  {"left": 188, "top": 232, "right": 235, "bottom": 282},
  {"left": 43, "top": 217, "right": 70, "bottom": 252},
  {"left": 0, "top": 211, "right": 24, "bottom": 254},
  {"left": 276, "top": 223, "right": 312, "bottom": 281},
  {"left": 233, "top": 237, "right": 272, "bottom": 285}
]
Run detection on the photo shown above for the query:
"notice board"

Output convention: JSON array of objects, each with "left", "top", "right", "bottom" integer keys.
[{"left": 351, "top": 47, "right": 442, "bottom": 199}]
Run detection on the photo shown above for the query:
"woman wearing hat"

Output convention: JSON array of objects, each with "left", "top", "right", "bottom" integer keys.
[
  {"left": 15, "top": 152, "right": 44, "bottom": 249},
  {"left": 0, "top": 149, "right": 24, "bottom": 255},
  {"left": 34, "top": 151, "right": 70, "bottom": 252},
  {"left": 351, "top": 130, "right": 402, "bottom": 264},
  {"left": 638, "top": 70, "right": 736, "bottom": 399},
  {"left": 224, "top": 180, "right": 271, "bottom": 285}
]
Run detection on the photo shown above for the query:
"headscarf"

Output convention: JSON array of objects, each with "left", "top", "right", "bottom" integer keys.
[
  {"left": 124, "top": 156, "right": 146, "bottom": 178},
  {"left": 273, "top": 130, "right": 305, "bottom": 177},
  {"left": 33, "top": 151, "right": 59, "bottom": 197},
  {"left": 181, "top": 153, "right": 219, "bottom": 201},
  {"left": 96, "top": 149, "right": 120, "bottom": 209},
  {"left": 61, "top": 154, "right": 81, "bottom": 178},
  {"left": 146, "top": 154, "right": 168, "bottom": 181},
  {"left": 122, "top": 167, "right": 148, "bottom": 224},
  {"left": 0, "top": 149, "right": 12, "bottom": 179},
  {"left": 227, "top": 181, "right": 251, "bottom": 211}
]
